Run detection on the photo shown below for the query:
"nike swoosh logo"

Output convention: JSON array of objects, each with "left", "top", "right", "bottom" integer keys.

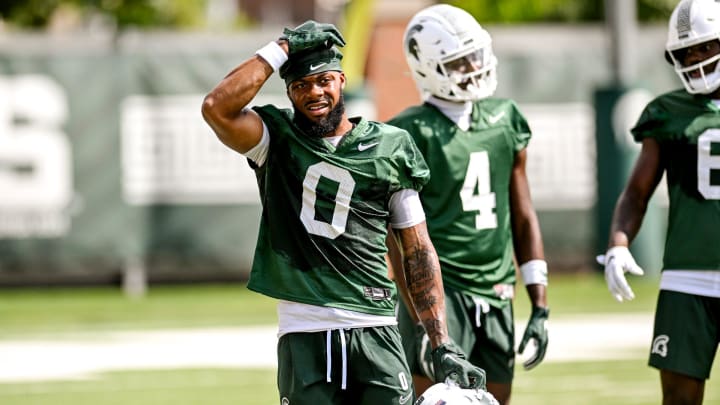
[
  {"left": 488, "top": 111, "right": 505, "bottom": 124},
  {"left": 357, "top": 142, "right": 379, "bottom": 152},
  {"left": 399, "top": 391, "right": 413, "bottom": 404},
  {"left": 309, "top": 62, "right": 327, "bottom": 71}
]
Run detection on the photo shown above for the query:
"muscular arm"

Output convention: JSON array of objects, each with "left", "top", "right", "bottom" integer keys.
[
  {"left": 608, "top": 138, "right": 664, "bottom": 248},
  {"left": 201, "top": 40, "right": 289, "bottom": 154},
  {"left": 509, "top": 148, "right": 547, "bottom": 307},
  {"left": 393, "top": 223, "right": 448, "bottom": 348},
  {"left": 386, "top": 229, "right": 419, "bottom": 324}
]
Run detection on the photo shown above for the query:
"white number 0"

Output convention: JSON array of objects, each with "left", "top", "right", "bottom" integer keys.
[
  {"left": 698, "top": 130, "right": 720, "bottom": 200},
  {"left": 459, "top": 151, "right": 497, "bottom": 229},
  {"left": 300, "top": 161, "right": 355, "bottom": 239}
]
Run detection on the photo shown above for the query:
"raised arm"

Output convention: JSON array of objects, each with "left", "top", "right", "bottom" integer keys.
[{"left": 201, "top": 40, "right": 289, "bottom": 154}]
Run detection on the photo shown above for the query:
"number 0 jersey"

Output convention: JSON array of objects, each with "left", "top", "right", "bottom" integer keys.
[
  {"left": 247, "top": 104, "right": 430, "bottom": 317},
  {"left": 631, "top": 89, "right": 720, "bottom": 271},
  {"left": 388, "top": 99, "right": 531, "bottom": 306}
]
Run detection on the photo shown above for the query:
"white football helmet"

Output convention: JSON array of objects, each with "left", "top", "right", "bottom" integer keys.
[
  {"left": 403, "top": 4, "right": 497, "bottom": 101},
  {"left": 414, "top": 382, "right": 500, "bottom": 405},
  {"left": 665, "top": 0, "right": 720, "bottom": 94}
]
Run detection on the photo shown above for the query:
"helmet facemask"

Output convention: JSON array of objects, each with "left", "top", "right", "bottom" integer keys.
[
  {"left": 667, "top": 40, "right": 720, "bottom": 94},
  {"left": 665, "top": 0, "right": 720, "bottom": 94},
  {"left": 440, "top": 45, "right": 498, "bottom": 101}
]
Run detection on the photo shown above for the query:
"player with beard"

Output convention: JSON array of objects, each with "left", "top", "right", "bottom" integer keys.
[{"left": 201, "top": 20, "right": 485, "bottom": 404}]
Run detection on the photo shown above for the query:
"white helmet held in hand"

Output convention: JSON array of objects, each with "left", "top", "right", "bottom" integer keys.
[
  {"left": 414, "top": 382, "right": 500, "bottom": 405},
  {"left": 665, "top": 0, "right": 720, "bottom": 94},
  {"left": 403, "top": 4, "right": 497, "bottom": 101}
]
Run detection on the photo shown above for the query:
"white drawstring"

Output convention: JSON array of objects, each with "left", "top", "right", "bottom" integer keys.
[
  {"left": 326, "top": 330, "right": 332, "bottom": 383},
  {"left": 325, "top": 329, "right": 349, "bottom": 390},
  {"left": 473, "top": 297, "right": 490, "bottom": 327},
  {"left": 339, "top": 329, "right": 348, "bottom": 390}
]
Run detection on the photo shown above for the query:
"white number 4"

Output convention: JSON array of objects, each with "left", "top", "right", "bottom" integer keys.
[{"left": 459, "top": 151, "right": 497, "bottom": 230}]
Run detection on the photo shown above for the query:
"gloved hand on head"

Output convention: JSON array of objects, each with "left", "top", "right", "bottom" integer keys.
[{"left": 282, "top": 20, "right": 346, "bottom": 55}]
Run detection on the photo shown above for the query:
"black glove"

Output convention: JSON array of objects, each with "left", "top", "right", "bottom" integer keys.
[
  {"left": 431, "top": 342, "right": 486, "bottom": 390},
  {"left": 281, "top": 20, "right": 346, "bottom": 55},
  {"left": 517, "top": 306, "right": 550, "bottom": 370}
]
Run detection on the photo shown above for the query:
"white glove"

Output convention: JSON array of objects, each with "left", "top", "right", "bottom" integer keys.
[{"left": 595, "top": 246, "right": 644, "bottom": 302}]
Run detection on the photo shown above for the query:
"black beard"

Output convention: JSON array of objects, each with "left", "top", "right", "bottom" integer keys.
[{"left": 293, "top": 95, "right": 345, "bottom": 139}]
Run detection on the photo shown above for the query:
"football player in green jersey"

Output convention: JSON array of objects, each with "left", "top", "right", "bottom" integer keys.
[
  {"left": 599, "top": 0, "right": 720, "bottom": 403},
  {"left": 387, "top": 5, "right": 549, "bottom": 405},
  {"left": 201, "top": 20, "right": 485, "bottom": 404}
]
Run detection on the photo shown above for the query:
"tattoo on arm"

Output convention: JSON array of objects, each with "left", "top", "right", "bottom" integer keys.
[{"left": 404, "top": 246, "right": 437, "bottom": 312}]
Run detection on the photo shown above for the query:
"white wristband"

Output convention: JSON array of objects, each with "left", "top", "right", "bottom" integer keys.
[
  {"left": 520, "top": 260, "right": 548, "bottom": 286},
  {"left": 255, "top": 41, "right": 288, "bottom": 72}
]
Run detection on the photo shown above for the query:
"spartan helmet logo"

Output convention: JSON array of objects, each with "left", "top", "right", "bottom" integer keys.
[
  {"left": 651, "top": 335, "right": 670, "bottom": 358},
  {"left": 405, "top": 24, "right": 424, "bottom": 63}
]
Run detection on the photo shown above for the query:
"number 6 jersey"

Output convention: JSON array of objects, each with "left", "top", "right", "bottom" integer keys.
[
  {"left": 631, "top": 89, "right": 720, "bottom": 271},
  {"left": 247, "top": 104, "right": 430, "bottom": 317}
]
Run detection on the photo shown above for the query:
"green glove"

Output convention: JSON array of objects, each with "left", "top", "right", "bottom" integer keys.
[
  {"left": 517, "top": 306, "right": 550, "bottom": 370},
  {"left": 282, "top": 20, "right": 346, "bottom": 55},
  {"left": 431, "top": 342, "right": 486, "bottom": 390}
]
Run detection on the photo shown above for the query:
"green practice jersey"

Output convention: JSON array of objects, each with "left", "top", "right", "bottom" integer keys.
[
  {"left": 631, "top": 89, "right": 720, "bottom": 270},
  {"left": 388, "top": 99, "right": 531, "bottom": 305},
  {"left": 247, "top": 104, "right": 430, "bottom": 316}
]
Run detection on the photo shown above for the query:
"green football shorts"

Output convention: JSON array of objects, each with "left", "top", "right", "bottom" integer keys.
[
  {"left": 277, "top": 326, "right": 415, "bottom": 404},
  {"left": 649, "top": 289, "right": 720, "bottom": 379},
  {"left": 397, "top": 285, "right": 515, "bottom": 384}
]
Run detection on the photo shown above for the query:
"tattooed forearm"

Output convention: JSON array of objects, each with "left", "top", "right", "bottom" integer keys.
[
  {"left": 403, "top": 245, "right": 439, "bottom": 312},
  {"left": 403, "top": 245, "right": 435, "bottom": 287},
  {"left": 396, "top": 223, "right": 449, "bottom": 347},
  {"left": 422, "top": 319, "right": 443, "bottom": 339},
  {"left": 410, "top": 285, "right": 438, "bottom": 313}
]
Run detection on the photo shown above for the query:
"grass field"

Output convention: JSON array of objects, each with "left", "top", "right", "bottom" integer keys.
[{"left": 1, "top": 272, "right": 718, "bottom": 404}]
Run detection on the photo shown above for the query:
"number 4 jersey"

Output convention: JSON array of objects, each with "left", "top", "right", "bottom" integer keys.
[
  {"left": 631, "top": 89, "right": 720, "bottom": 271},
  {"left": 388, "top": 99, "right": 531, "bottom": 306},
  {"left": 247, "top": 104, "right": 429, "bottom": 317}
]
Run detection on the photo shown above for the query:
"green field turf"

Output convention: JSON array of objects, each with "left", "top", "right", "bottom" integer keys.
[
  {"left": 0, "top": 272, "right": 657, "bottom": 337},
  {"left": 1, "top": 272, "right": 718, "bottom": 404},
  {"left": 2, "top": 359, "right": 718, "bottom": 405}
]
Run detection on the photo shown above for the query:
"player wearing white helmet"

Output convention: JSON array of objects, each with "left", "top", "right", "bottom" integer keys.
[
  {"left": 665, "top": 0, "right": 720, "bottom": 94},
  {"left": 388, "top": 4, "right": 549, "bottom": 405},
  {"left": 403, "top": 4, "right": 498, "bottom": 101},
  {"left": 599, "top": 0, "right": 720, "bottom": 403}
]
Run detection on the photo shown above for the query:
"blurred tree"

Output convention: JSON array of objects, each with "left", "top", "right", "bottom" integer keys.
[
  {"left": 448, "top": 0, "right": 675, "bottom": 23},
  {"left": 0, "top": 0, "right": 680, "bottom": 30},
  {"left": 0, "top": 0, "right": 208, "bottom": 30}
]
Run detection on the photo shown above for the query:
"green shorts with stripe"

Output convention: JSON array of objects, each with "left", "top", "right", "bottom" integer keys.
[
  {"left": 397, "top": 285, "right": 516, "bottom": 384},
  {"left": 277, "top": 326, "right": 415, "bottom": 405},
  {"left": 649, "top": 289, "right": 720, "bottom": 379}
]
